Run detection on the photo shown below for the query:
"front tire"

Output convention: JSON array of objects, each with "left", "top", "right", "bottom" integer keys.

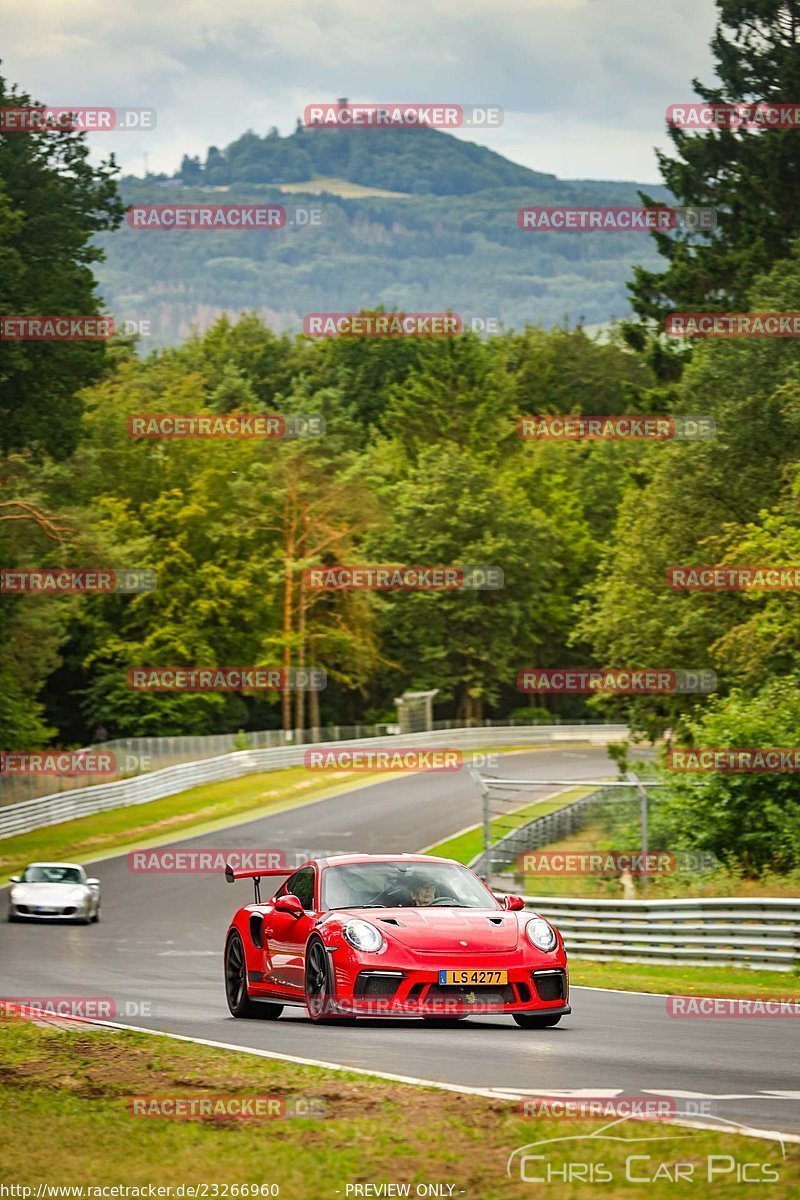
[
  {"left": 225, "top": 930, "right": 283, "bottom": 1020},
  {"left": 513, "top": 1012, "right": 563, "bottom": 1028},
  {"left": 305, "top": 938, "right": 356, "bottom": 1024}
]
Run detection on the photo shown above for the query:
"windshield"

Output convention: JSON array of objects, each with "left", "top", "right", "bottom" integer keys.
[
  {"left": 22, "top": 865, "right": 83, "bottom": 885},
  {"left": 322, "top": 861, "right": 499, "bottom": 910}
]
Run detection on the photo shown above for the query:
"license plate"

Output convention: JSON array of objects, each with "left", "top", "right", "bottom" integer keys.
[
  {"left": 438, "top": 969, "right": 508, "bottom": 986},
  {"left": 35, "top": 907, "right": 56, "bottom": 914}
]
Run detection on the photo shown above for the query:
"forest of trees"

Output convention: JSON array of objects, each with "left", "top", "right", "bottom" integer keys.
[
  {"left": 100, "top": 170, "right": 669, "bottom": 348},
  {"left": 3, "top": 0, "right": 800, "bottom": 873},
  {"left": 99, "top": 121, "right": 671, "bottom": 347}
]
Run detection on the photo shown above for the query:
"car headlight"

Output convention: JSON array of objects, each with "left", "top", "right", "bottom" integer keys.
[
  {"left": 526, "top": 918, "right": 558, "bottom": 952},
  {"left": 69, "top": 888, "right": 88, "bottom": 902},
  {"left": 343, "top": 919, "right": 385, "bottom": 953},
  {"left": 9, "top": 887, "right": 21, "bottom": 901}
]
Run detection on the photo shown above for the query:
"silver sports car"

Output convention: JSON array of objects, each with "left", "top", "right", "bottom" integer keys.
[{"left": 8, "top": 862, "right": 101, "bottom": 923}]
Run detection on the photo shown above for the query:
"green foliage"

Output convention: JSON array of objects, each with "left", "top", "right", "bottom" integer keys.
[
  {"left": 0, "top": 71, "right": 124, "bottom": 459},
  {"left": 195, "top": 124, "right": 555, "bottom": 196},
  {"left": 653, "top": 680, "right": 800, "bottom": 875},
  {"left": 0, "top": 311, "right": 661, "bottom": 741},
  {"left": 0, "top": 67, "right": 123, "bottom": 743},
  {"left": 506, "top": 706, "right": 556, "bottom": 725},
  {"left": 579, "top": 245, "right": 800, "bottom": 737},
  {"left": 7, "top": 5, "right": 800, "bottom": 888},
  {"left": 631, "top": 0, "right": 800, "bottom": 323},
  {"left": 98, "top": 171, "right": 670, "bottom": 348}
]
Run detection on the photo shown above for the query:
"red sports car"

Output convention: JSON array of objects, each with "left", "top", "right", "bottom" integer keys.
[{"left": 223, "top": 853, "right": 570, "bottom": 1027}]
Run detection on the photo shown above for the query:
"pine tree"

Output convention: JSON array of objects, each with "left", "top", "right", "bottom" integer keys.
[{"left": 629, "top": 1, "right": 800, "bottom": 326}]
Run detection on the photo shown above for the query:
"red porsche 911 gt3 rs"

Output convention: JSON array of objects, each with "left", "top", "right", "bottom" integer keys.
[{"left": 223, "top": 853, "right": 570, "bottom": 1027}]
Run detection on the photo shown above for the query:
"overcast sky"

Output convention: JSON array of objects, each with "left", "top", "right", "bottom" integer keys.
[{"left": 2, "top": 0, "right": 719, "bottom": 183}]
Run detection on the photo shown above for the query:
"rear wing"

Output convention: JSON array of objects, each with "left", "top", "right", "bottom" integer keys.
[{"left": 224, "top": 863, "right": 294, "bottom": 903}]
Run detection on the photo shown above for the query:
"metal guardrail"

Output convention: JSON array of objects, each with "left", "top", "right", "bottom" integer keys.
[
  {"left": 515, "top": 895, "right": 800, "bottom": 973},
  {"left": 0, "top": 724, "right": 628, "bottom": 840},
  {"left": 478, "top": 787, "right": 800, "bottom": 972},
  {"left": 0, "top": 717, "right": 622, "bottom": 809},
  {"left": 0, "top": 724, "right": 393, "bottom": 809}
]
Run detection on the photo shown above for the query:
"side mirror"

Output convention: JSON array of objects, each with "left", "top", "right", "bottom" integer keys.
[
  {"left": 274, "top": 894, "right": 305, "bottom": 918},
  {"left": 502, "top": 894, "right": 526, "bottom": 911},
  {"left": 86, "top": 878, "right": 100, "bottom": 887},
  {"left": 9, "top": 876, "right": 20, "bottom": 884}
]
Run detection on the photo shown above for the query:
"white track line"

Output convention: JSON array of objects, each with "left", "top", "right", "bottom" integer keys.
[{"left": 570, "top": 984, "right": 680, "bottom": 998}]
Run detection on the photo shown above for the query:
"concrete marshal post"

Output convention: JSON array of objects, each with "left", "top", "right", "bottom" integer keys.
[{"left": 394, "top": 689, "right": 439, "bottom": 734}]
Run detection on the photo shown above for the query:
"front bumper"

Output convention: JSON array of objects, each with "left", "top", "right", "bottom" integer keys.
[
  {"left": 10, "top": 903, "right": 90, "bottom": 921},
  {"left": 331, "top": 963, "right": 569, "bottom": 1018}
]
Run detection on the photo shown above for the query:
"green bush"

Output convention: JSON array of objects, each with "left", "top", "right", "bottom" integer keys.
[
  {"left": 506, "top": 706, "right": 556, "bottom": 725},
  {"left": 651, "top": 679, "right": 800, "bottom": 875}
]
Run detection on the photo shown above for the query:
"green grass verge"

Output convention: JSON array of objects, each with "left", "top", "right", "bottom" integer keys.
[
  {"left": 0, "top": 765, "right": 394, "bottom": 884},
  {"left": 570, "top": 959, "right": 800, "bottom": 999},
  {"left": 423, "top": 786, "right": 598, "bottom": 864},
  {"left": 1, "top": 1016, "right": 796, "bottom": 1196},
  {"left": 0, "top": 744, "right": 553, "bottom": 883}
]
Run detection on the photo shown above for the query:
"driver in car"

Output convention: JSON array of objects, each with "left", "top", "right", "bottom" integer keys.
[{"left": 408, "top": 876, "right": 436, "bottom": 906}]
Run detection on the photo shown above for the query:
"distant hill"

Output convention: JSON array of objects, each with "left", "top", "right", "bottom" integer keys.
[
  {"left": 96, "top": 120, "right": 669, "bottom": 347},
  {"left": 176, "top": 122, "right": 559, "bottom": 195}
]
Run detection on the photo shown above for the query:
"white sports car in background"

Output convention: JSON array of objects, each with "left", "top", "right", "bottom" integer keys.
[{"left": 7, "top": 862, "right": 101, "bottom": 924}]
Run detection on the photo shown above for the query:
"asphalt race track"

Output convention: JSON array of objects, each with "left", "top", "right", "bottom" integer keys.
[{"left": 2, "top": 746, "right": 798, "bottom": 1138}]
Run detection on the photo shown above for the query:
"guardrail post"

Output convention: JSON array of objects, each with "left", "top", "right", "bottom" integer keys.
[
  {"left": 626, "top": 770, "right": 649, "bottom": 894},
  {"left": 468, "top": 768, "right": 492, "bottom": 881}
]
